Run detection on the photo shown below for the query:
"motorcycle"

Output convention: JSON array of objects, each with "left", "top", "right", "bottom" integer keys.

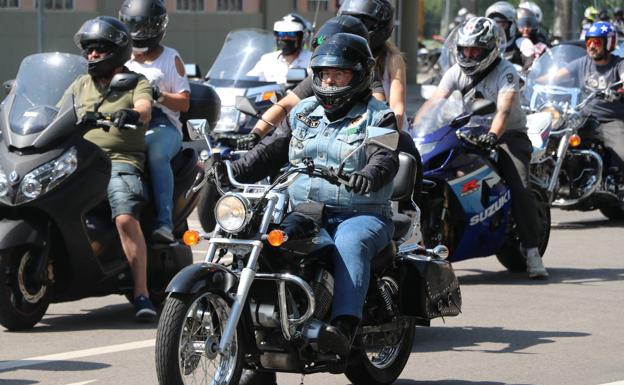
[
  {"left": 0, "top": 53, "right": 203, "bottom": 331},
  {"left": 412, "top": 95, "right": 551, "bottom": 272},
  {"left": 191, "top": 28, "right": 306, "bottom": 232},
  {"left": 154, "top": 120, "right": 461, "bottom": 385},
  {"left": 524, "top": 44, "right": 624, "bottom": 219}
]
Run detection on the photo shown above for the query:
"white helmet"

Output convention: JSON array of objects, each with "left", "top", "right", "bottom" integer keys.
[
  {"left": 455, "top": 17, "right": 502, "bottom": 76},
  {"left": 519, "top": 1, "right": 543, "bottom": 24},
  {"left": 274, "top": 15, "right": 305, "bottom": 33},
  {"left": 485, "top": 1, "right": 517, "bottom": 48}
]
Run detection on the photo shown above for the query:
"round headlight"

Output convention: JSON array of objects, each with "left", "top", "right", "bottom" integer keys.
[
  {"left": 539, "top": 104, "right": 563, "bottom": 130},
  {"left": 214, "top": 193, "right": 250, "bottom": 233}
]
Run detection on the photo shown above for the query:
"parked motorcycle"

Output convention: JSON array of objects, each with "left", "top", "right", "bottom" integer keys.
[
  {"left": 0, "top": 53, "right": 202, "bottom": 331},
  {"left": 154, "top": 120, "right": 461, "bottom": 385},
  {"left": 412, "top": 95, "right": 551, "bottom": 272},
  {"left": 524, "top": 44, "right": 624, "bottom": 219}
]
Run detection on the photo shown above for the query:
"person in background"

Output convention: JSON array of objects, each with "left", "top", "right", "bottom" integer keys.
[
  {"left": 515, "top": 7, "right": 548, "bottom": 71},
  {"left": 485, "top": 1, "right": 522, "bottom": 66},
  {"left": 246, "top": 14, "right": 312, "bottom": 85},
  {"left": 120, "top": 0, "right": 191, "bottom": 244},
  {"left": 581, "top": 6, "right": 600, "bottom": 39}
]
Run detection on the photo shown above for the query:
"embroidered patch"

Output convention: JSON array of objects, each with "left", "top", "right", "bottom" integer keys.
[
  {"left": 505, "top": 73, "right": 514, "bottom": 84},
  {"left": 296, "top": 113, "right": 320, "bottom": 127},
  {"left": 349, "top": 113, "right": 366, "bottom": 127}
]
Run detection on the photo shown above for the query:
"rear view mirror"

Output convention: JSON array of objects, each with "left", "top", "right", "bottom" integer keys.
[
  {"left": 186, "top": 119, "right": 208, "bottom": 141},
  {"left": 3, "top": 79, "right": 14, "bottom": 97},
  {"left": 286, "top": 68, "right": 307, "bottom": 84},
  {"left": 235, "top": 95, "right": 260, "bottom": 117},
  {"left": 184, "top": 63, "right": 202, "bottom": 79},
  {"left": 471, "top": 99, "right": 496, "bottom": 116},
  {"left": 109, "top": 73, "right": 139, "bottom": 92},
  {"left": 364, "top": 126, "right": 399, "bottom": 151}
]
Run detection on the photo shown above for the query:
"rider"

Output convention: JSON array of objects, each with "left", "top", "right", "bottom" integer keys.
[
  {"left": 246, "top": 14, "right": 312, "bottom": 84},
  {"left": 415, "top": 17, "right": 548, "bottom": 279},
  {"left": 548, "top": 22, "right": 624, "bottom": 176},
  {"left": 515, "top": 7, "right": 548, "bottom": 70},
  {"left": 614, "top": 8, "right": 624, "bottom": 37},
  {"left": 120, "top": 0, "right": 191, "bottom": 244},
  {"left": 67, "top": 16, "right": 156, "bottom": 319},
  {"left": 581, "top": 6, "right": 600, "bottom": 39},
  {"left": 485, "top": 1, "right": 522, "bottom": 66},
  {"left": 233, "top": 33, "right": 399, "bottom": 385},
  {"left": 518, "top": 1, "right": 550, "bottom": 43}
]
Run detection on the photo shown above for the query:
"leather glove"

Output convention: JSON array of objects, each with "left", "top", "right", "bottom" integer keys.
[
  {"left": 236, "top": 133, "right": 261, "bottom": 150},
  {"left": 476, "top": 132, "right": 498, "bottom": 151},
  {"left": 205, "top": 157, "right": 229, "bottom": 187},
  {"left": 111, "top": 108, "right": 140, "bottom": 129},
  {"left": 346, "top": 172, "right": 373, "bottom": 195},
  {"left": 151, "top": 84, "right": 163, "bottom": 103}
]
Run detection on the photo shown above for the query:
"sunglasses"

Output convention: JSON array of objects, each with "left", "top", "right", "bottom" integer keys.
[
  {"left": 586, "top": 38, "right": 603, "bottom": 48},
  {"left": 275, "top": 31, "right": 299, "bottom": 39},
  {"left": 84, "top": 43, "right": 114, "bottom": 54}
]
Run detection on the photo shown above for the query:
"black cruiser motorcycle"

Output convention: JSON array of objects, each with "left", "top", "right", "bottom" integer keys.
[
  {"left": 154, "top": 117, "right": 462, "bottom": 385},
  {"left": 0, "top": 53, "right": 205, "bottom": 330}
]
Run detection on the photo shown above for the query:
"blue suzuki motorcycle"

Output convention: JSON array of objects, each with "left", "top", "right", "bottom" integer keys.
[{"left": 412, "top": 95, "right": 551, "bottom": 272}]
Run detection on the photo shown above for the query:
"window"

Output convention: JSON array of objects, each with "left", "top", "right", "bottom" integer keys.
[
  {"left": 0, "top": 0, "right": 19, "bottom": 8},
  {"left": 308, "top": 0, "right": 328, "bottom": 12},
  {"left": 217, "top": 0, "right": 242, "bottom": 12},
  {"left": 176, "top": 0, "right": 204, "bottom": 11},
  {"left": 35, "top": 0, "right": 73, "bottom": 9}
]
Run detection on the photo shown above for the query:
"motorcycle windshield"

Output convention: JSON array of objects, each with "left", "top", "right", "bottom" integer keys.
[
  {"left": 523, "top": 44, "right": 586, "bottom": 111},
  {"left": 8, "top": 53, "right": 86, "bottom": 136},
  {"left": 206, "top": 29, "right": 276, "bottom": 83},
  {"left": 410, "top": 91, "right": 464, "bottom": 140}
]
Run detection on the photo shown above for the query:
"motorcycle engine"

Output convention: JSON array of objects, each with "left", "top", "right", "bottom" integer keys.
[{"left": 311, "top": 268, "right": 334, "bottom": 321}]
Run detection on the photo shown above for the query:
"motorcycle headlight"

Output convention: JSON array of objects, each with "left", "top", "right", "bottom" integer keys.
[
  {"left": 539, "top": 104, "right": 564, "bottom": 130},
  {"left": 214, "top": 107, "right": 241, "bottom": 133},
  {"left": 15, "top": 147, "right": 78, "bottom": 204},
  {"left": 214, "top": 193, "right": 251, "bottom": 233}
]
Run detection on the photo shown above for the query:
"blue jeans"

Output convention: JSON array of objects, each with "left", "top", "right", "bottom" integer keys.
[
  {"left": 145, "top": 111, "right": 182, "bottom": 230},
  {"left": 321, "top": 212, "right": 394, "bottom": 320}
]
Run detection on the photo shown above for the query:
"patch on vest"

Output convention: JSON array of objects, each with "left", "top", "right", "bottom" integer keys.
[
  {"left": 296, "top": 113, "right": 320, "bottom": 127},
  {"left": 348, "top": 113, "right": 367, "bottom": 128},
  {"left": 505, "top": 73, "right": 514, "bottom": 84}
]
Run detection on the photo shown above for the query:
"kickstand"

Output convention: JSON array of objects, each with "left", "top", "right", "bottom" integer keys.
[{"left": 299, "top": 374, "right": 305, "bottom": 385}]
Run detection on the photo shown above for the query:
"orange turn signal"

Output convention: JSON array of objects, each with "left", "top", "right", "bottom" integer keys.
[
  {"left": 261, "top": 91, "right": 276, "bottom": 101},
  {"left": 267, "top": 230, "right": 288, "bottom": 247},
  {"left": 569, "top": 134, "right": 582, "bottom": 148},
  {"left": 183, "top": 230, "right": 201, "bottom": 246}
]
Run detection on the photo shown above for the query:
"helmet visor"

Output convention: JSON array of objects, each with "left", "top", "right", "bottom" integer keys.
[
  {"left": 339, "top": 0, "right": 383, "bottom": 17},
  {"left": 74, "top": 18, "right": 129, "bottom": 49},
  {"left": 120, "top": 14, "right": 168, "bottom": 40}
]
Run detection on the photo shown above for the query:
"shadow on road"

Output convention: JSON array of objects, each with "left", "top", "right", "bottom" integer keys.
[
  {"left": 457, "top": 266, "right": 624, "bottom": 286},
  {"left": 11, "top": 303, "right": 159, "bottom": 333},
  {"left": 393, "top": 380, "right": 530, "bottom": 385},
  {"left": 551, "top": 217, "right": 624, "bottom": 230},
  {"left": 0, "top": 359, "right": 109, "bottom": 374},
  {"left": 410, "top": 325, "right": 589, "bottom": 355},
  {"left": 0, "top": 380, "right": 37, "bottom": 385}
]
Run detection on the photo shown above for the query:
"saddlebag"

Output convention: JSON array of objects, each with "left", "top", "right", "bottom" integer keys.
[{"left": 397, "top": 254, "right": 462, "bottom": 320}]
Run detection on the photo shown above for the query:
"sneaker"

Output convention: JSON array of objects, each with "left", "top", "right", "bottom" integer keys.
[
  {"left": 525, "top": 247, "right": 549, "bottom": 279},
  {"left": 152, "top": 226, "right": 174, "bottom": 244},
  {"left": 134, "top": 295, "right": 157, "bottom": 320},
  {"left": 238, "top": 369, "right": 277, "bottom": 385}
]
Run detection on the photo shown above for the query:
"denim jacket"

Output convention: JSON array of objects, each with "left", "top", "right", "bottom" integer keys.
[{"left": 287, "top": 96, "right": 397, "bottom": 217}]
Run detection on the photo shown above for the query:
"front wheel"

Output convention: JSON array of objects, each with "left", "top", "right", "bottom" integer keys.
[
  {"left": 599, "top": 203, "right": 624, "bottom": 220},
  {"left": 496, "top": 189, "right": 551, "bottom": 272},
  {"left": 345, "top": 319, "right": 415, "bottom": 385},
  {"left": 155, "top": 291, "right": 244, "bottom": 385},
  {"left": 0, "top": 247, "right": 50, "bottom": 331}
]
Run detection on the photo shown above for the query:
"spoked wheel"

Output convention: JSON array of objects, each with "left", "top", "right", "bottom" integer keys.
[
  {"left": 496, "top": 189, "right": 551, "bottom": 272},
  {"left": 155, "top": 290, "right": 243, "bottom": 385},
  {"left": 0, "top": 247, "right": 50, "bottom": 331}
]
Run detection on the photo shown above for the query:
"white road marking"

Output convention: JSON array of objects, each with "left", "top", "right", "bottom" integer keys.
[
  {"left": 599, "top": 382, "right": 624, "bottom": 385},
  {"left": 0, "top": 339, "right": 155, "bottom": 372},
  {"left": 65, "top": 381, "right": 97, "bottom": 385}
]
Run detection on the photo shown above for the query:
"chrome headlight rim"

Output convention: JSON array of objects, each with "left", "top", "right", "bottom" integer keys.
[
  {"left": 538, "top": 102, "right": 564, "bottom": 131},
  {"left": 214, "top": 193, "right": 251, "bottom": 233}
]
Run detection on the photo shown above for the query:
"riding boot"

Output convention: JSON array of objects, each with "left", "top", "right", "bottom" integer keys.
[
  {"left": 239, "top": 369, "right": 277, "bottom": 385},
  {"left": 318, "top": 315, "right": 359, "bottom": 356}
]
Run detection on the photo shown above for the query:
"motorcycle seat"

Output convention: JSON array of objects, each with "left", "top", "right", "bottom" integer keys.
[{"left": 392, "top": 213, "right": 412, "bottom": 241}]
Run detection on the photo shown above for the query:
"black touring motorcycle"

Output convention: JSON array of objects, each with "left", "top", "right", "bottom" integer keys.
[
  {"left": 154, "top": 118, "right": 462, "bottom": 385},
  {"left": 0, "top": 53, "right": 207, "bottom": 330}
]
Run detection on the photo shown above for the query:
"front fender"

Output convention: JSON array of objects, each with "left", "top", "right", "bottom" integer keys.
[
  {"left": 166, "top": 262, "right": 239, "bottom": 296},
  {"left": 0, "top": 218, "right": 47, "bottom": 250}
]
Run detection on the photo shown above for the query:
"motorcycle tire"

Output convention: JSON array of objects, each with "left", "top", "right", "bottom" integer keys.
[
  {"left": 155, "top": 291, "right": 244, "bottom": 385},
  {"left": 496, "top": 189, "right": 551, "bottom": 272},
  {"left": 345, "top": 319, "right": 415, "bottom": 385},
  {"left": 196, "top": 181, "right": 220, "bottom": 233},
  {"left": 0, "top": 247, "right": 50, "bottom": 331},
  {"left": 599, "top": 203, "right": 624, "bottom": 220}
]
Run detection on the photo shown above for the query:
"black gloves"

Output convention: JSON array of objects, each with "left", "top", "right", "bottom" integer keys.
[
  {"left": 111, "top": 108, "right": 140, "bottom": 129},
  {"left": 236, "top": 133, "right": 261, "bottom": 150},
  {"left": 476, "top": 132, "right": 498, "bottom": 151},
  {"left": 151, "top": 84, "right": 163, "bottom": 103},
  {"left": 346, "top": 172, "right": 373, "bottom": 195}
]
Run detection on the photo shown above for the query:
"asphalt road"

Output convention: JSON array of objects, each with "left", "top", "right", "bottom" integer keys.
[{"left": 1, "top": 209, "right": 623, "bottom": 385}]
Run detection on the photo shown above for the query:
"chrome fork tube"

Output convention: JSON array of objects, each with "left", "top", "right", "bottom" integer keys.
[
  {"left": 548, "top": 132, "right": 572, "bottom": 194},
  {"left": 217, "top": 198, "right": 277, "bottom": 354}
]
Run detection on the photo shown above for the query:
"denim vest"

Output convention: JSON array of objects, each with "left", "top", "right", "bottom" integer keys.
[{"left": 287, "top": 96, "right": 395, "bottom": 218}]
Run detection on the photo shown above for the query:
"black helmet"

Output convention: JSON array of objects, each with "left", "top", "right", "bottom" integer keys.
[
  {"left": 74, "top": 16, "right": 132, "bottom": 77},
  {"left": 337, "top": 0, "right": 394, "bottom": 53},
  {"left": 311, "top": 33, "right": 374, "bottom": 119},
  {"left": 312, "top": 15, "right": 369, "bottom": 50},
  {"left": 119, "top": 0, "right": 168, "bottom": 52}
]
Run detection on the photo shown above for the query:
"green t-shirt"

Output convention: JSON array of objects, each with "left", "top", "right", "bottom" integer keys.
[{"left": 67, "top": 71, "right": 152, "bottom": 171}]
